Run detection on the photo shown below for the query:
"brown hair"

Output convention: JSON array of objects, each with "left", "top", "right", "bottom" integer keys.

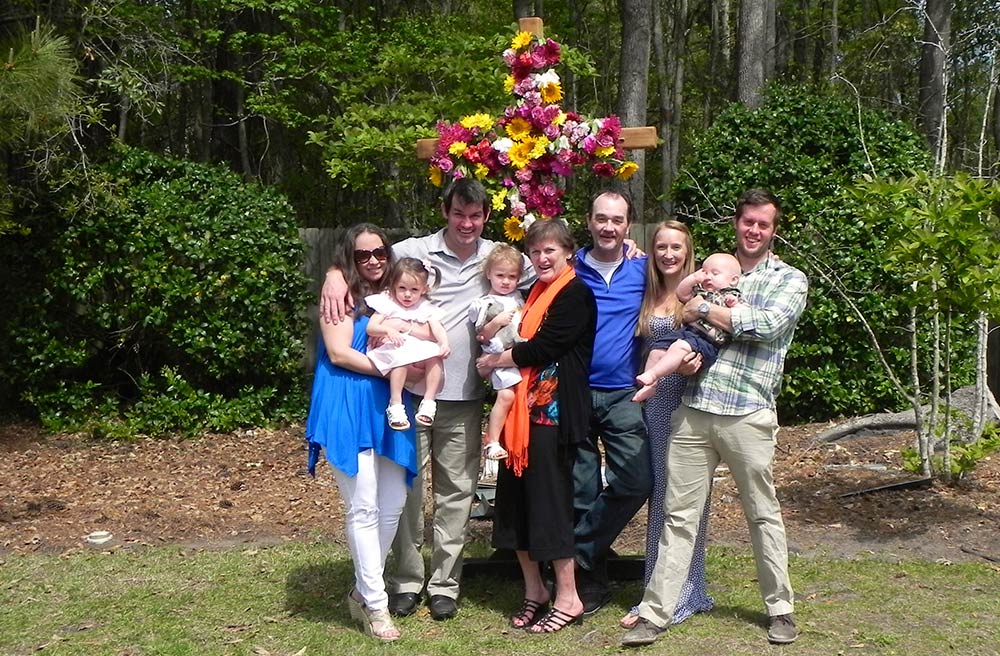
[
  {"left": 735, "top": 188, "right": 782, "bottom": 228},
  {"left": 442, "top": 177, "right": 490, "bottom": 217},
  {"left": 387, "top": 257, "right": 440, "bottom": 299},
  {"left": 637, "top": 220, "right": 695, "bottom": 337},
  {"left": 524, "top": 218, "right": 576, "bottom": 256},
  {"left": 336, "top": 223, "right": 393, "bottom": 316}
]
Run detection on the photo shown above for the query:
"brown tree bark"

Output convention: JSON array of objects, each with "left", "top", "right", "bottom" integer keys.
[
  {"left": 918, "top": 0, "right": 952, "bottom": 161},
  {"left": 737, "top": 0, "right": 767, "bottom": 108},
  {"left": 618, "top": 0, "right": 653, "bottom": 221}
]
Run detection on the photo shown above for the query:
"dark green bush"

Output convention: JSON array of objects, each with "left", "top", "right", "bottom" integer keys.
[
  {"left": 3, "top": 146, "right": 309, "bottom": 436},
  {"left": 674, "top": 85, "right": 973, "bottom": 422}
]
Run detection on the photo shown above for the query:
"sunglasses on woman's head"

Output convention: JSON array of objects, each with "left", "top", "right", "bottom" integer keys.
[{"left": 353, "top": 247, "right": 388, "bottom": 264}]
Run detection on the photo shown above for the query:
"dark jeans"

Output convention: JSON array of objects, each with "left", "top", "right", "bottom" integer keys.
[{"left": 573, "top": 386, "right": 653, "bottom": 572}]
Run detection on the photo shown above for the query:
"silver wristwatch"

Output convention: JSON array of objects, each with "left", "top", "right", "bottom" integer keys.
[{"left": 697, "top": 301, "right": 711, "bottom": 318}]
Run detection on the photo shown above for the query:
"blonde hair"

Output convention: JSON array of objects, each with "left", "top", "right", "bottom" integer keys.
[
  {"left": 483, "top": 243, "right": 524, "bottom": 277},
  {"left": 638, "top": 220, "right": 695, "bottom": 338}
]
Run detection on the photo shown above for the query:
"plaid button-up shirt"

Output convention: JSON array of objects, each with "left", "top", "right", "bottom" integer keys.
[{"left": 683, "top": 254, "right": 808, "bottom": 416}]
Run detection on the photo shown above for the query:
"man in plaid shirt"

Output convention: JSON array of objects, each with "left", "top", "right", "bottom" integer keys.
[{"left": 622, "top": 189, "right": 808, "bottom": 647}]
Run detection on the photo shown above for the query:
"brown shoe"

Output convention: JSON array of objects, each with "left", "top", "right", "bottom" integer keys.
[{"left": 767, "top": 613, "right": 798, "bottom": 644}]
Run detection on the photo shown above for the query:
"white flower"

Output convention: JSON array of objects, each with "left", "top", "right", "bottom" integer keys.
[
  {"left": 492, "top": 137, "right": 514, "bottom": 153},
  {"left": 534, "top": 68, "right": 561, "bottom": 87},
  {"left": 520, "top": 214, "right": 537, "bottom": 230}
]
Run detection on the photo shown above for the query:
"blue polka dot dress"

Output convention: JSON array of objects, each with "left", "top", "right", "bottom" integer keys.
[{"left": 637, "top": 315, "right": 714, "bottom": 623}]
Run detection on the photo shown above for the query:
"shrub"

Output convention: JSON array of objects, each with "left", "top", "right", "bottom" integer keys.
[
  {"left": 673, "top": 85, "right": 975, "bottom": 421},
  {"left": 4, "top": 146, "right": 309, "bottom": 436}
]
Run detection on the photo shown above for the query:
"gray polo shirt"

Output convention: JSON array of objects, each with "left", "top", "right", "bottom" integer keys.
[{"left": 394, "top": 229, "right": 533, "bottom": 401}]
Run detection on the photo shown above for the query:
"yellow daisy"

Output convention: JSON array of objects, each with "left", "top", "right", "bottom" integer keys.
[
  {"left": 506, "top": 117, "right": 532, "bottom": 140},
  {"left": 595, "top": 145, "right": 616, "bottom": 158},
  {"left": 448, "top": 141, "right": 468, "bottom": 156},
  {"left": 529, "top": 136, "right": 551, "bottom": 159},
  {"left": 540, "top": 81, "right": 562, "bottom": 104},
  {"left": 504, "top": 75, "right": 515, "bottom": 94},
  {"left": 492, "top": 190, "right": 508, "bottom": 211},
  {"left": 615, "top": 161, "right": 639, "bottom": 180},
  {"left": 511, "top": 31, "right": 533, "bottom": 51},
  {"left": 474, "top": 163, "right": 489, "bottom": 179},
  {"left": 428, "top": 166, "right": 443, "bottom": 187},
  {"left": 460, "top": 113, "right": 494, "bottom": 131},
  {"left": 508, "top": 141, "right": 534, "bottom": 169},
  {"left": 504, "top": 217, "right": 525, "bottom": 241}
]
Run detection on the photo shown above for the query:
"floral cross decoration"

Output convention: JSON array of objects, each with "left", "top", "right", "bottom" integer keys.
[{"left": 428, "top": 30, "right": 638, "bottom": 241}]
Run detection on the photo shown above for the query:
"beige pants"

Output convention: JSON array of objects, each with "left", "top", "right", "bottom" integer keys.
[
  {"left": 387, "top": 399, "right": 483, "bottom": 600},
  {"left": 638, "top": 406, "right": 794, "bottom": 626}
]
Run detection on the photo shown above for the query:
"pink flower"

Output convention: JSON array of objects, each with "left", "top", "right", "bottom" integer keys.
[
  {"left": 516, "top": 168, "right": 533, "bottom": 182},
  {"left": 511, "top": 200, "right": 527, "bottom": 216}
]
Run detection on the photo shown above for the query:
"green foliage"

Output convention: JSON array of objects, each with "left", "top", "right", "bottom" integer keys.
[
  {"left": 2, "top": 146, "right": 309, "bottom": 436},
  {"left": 675, "top": 85, "right": 939, "bottom": 421},
  {"left": 903, "top": 424, "right": 1000, "bottom": 480}
]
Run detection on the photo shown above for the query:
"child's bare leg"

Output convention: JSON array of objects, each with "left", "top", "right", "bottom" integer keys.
[
  {"left": 633, "top": 340, "right": 694, "bottom": 403},
  {"left": 485, "top": 388, "right": 515, "bottom": 446},
  {"left": 422, "top": 357, "right": 443, "bottom": 401},
  {"left": 388, "top": 366, "right": 407, "bottom": 406}
]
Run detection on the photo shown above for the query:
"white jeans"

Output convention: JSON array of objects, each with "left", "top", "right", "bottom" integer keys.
[{"left": 333, "top": 449, "right": 408, "bottom": 610}]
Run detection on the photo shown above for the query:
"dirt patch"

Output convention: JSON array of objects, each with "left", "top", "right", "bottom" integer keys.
[{"left": 1, "top": 421, "right": 997, "bottom": 564}]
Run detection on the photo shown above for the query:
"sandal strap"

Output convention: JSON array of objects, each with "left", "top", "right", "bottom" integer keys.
[
  {"left": 510, "top": 598, "right": 548, "bottom": 628},
  {"left": 529, "top": 606, "right": 582, "bottom": 633}
]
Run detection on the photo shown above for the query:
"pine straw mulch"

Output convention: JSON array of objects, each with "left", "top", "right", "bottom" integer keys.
[{"left": 1, "top": 421, "right": 998, "bottom": 564}]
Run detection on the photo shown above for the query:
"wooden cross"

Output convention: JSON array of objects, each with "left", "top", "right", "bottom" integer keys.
[{"left": 415, "top": 17, "right": 657, "bottom": 160}]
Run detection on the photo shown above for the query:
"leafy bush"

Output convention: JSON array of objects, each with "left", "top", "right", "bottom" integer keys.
[
  {"left": 902, "top": 423, "right": 1000, "bottom": 480},
  {"left": 3, "top": 146, "right": 309, "bottom": 436},
  {"left": 673, "top": 85, "right": 976, "bottom": 422}
]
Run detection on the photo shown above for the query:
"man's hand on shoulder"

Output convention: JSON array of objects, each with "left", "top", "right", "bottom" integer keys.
[{"left": 321, "top": 268, "right": 352, "bottom": 324}]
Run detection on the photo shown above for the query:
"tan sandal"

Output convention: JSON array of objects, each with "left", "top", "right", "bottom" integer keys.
[{"left": 347, "top": 590, "right": 400, "bottom": 642}]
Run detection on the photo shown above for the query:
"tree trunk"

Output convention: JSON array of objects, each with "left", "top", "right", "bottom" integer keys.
[
  {"left": 829, "top": 0, "right": 839, "bottom": 77},
  {"left": 513, "top": 0, "right": 535, "bottom": 19},
  {"left": 704, "top": 0, "right": 730, "bottom": 125},
  {"left": 763, "top": 0, "right": 776, "bottom": 80},
  {"left": 918, "top": 0, "right": 952, "bottom": 161},
  {"left": 656, "top": 0, "right": 688, "bottom": 219},
  {"left": 737, "top": 0, "right": 767, "bottom": 108},
  {"left": 617, "top": 0, "right": 652, "bottom": 221}
]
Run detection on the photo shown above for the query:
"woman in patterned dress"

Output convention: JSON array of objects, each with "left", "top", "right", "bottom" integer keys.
[{"left": 620, "top": 220, "right": 714, "bottom": 628}]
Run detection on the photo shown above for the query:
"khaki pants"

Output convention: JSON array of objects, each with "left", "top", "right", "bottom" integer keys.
[
  {"left": 638, "top": 406, "right": 794, "bottom": 626},
  {"left": 387, "top": 399, "right": 483, "bottom": 600}
]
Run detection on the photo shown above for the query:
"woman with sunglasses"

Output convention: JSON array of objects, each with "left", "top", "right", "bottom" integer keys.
[{"left": 305, "top": 223, "right": 417, "bottom": 642}]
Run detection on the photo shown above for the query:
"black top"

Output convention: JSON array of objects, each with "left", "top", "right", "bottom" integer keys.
[{"left": 511, "top": 276, "right": 597, "bottom": 445}]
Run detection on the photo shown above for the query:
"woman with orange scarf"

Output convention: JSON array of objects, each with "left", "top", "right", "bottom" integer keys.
[{"left": 475, "top": 220, "right": 597, "bottom": 634}]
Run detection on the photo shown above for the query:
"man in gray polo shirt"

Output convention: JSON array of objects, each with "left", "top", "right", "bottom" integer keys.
[{"left": 321, "top": 178, "right": 531, "bottom": 620}]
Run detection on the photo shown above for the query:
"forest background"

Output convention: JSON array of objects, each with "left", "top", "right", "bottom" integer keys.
[{"left": 2, "top": 0, "right": 1000, "bottom": 458}]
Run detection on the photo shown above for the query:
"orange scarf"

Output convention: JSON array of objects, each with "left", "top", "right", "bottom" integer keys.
[{"left": 502, "top": 263, "right": 576, "bottom": 476}]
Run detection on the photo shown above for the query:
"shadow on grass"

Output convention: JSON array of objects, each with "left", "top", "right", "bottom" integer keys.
[{"left": 283, "top": 558, "right": 356, "bottom": 627}]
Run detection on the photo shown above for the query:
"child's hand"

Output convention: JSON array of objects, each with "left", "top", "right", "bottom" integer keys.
[
  {"left": 494, "top": 311, "right": 513, "bottom": 327},
  {"left": 386, "top": 329, "right": 405, "bottom": 347},
  {"left": 439, "top": 343, "right": 451, "bottom": 359}
]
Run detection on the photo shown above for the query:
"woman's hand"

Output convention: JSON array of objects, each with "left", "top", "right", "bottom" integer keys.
[{"left": 476, "top": 353, "right": 498, "bottom": 378}]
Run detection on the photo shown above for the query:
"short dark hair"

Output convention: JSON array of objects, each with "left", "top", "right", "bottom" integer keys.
[
  {"left": 735, "top": 188, "right": 782, "bottom": 227},
  {"left": 588, "top": 186, "right": 635, "bottom": 224},
  {"left": 442, "top": 178, "right": 490, "bottom": 216}
]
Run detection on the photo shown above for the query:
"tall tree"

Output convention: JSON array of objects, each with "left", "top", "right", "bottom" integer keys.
[
  {"left": 618, "top": 0, "right": 652, "bottom": 219},
  {"left": 737, "top": 0, "right": 768, "bottom": 108},
  {"left": 917, "top": 0, "right": 953, "bottom": 164}
]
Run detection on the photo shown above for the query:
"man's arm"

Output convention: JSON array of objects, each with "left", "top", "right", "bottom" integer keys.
[{"left": 320, "top": 268, "right": 352, "bottom": 324}]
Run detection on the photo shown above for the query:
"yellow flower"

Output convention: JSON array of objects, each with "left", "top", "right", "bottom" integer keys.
[
  {"left": 511, "top": 31, "right": 533, "bottom": 51},
  {"left": 474, "top": 163, "right": 489, "bottom": 179},
  {"left": 615, "top": 161, "right": 639, "bottom": 180},
  {"left": 503, "top": 75, "right": 515, "bottom": 94},
  {"left": 508, "top": 140, "right": 534, "bottom": 168},
  {"left": 492, "top": 190, "right": 507, "bottom": 211},
  {"left": 504, "top": 217, "right": 525, "bottom": 241},
  {"left": 595, "top": 145, "right": 616, "bottom": 158},
  {"left": 460, "top": 113, "right": 494, "bottom": 131},
  {"left": 428, "top": 166, "right": 443, "bottom": 187},
  {"left": 506, "top": 117, "right": 532, "bottom": 140},
  {"left": 529, "top": 135, "right": 550, "bottom": 159},
  {"left": 553, "top": 111, "right": 567, "bottom": 126},
  {"left": 448, "top": 141, "right": 468, "bottom": 156},
  {"left": 540, "top": 81, "right": 562, "bottom": 104}
]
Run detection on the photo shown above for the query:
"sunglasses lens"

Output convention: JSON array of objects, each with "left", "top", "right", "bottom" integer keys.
[{"left": 354, "top": 247, "right": 388, "bottom": 264}]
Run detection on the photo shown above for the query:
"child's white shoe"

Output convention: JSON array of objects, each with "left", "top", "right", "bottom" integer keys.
[
  {"left": 484, "top": 441, "right": 508, "bottom": 460},
  {"left": 415, "top": 400, "right": 436, "bottom": 427},
  {"left": 386, "top": 404, "right": 410, "bottom": 431}
]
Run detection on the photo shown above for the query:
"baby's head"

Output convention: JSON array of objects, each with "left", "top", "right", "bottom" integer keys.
[
  {"left": 699, "top": 253, "right": 741, "bottom": 292},
  {"left": 483, "top": 244, "right": 523, "bottom": 296},
  {"left": 388, "top": 258, "right": 434, "bottom": 309}
]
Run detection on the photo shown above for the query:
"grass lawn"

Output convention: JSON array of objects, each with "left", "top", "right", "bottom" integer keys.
[{"left": 2, "top": 541, "right": 998, "bottom": 655}]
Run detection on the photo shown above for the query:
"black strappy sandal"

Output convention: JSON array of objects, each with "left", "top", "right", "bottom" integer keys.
[
  {"left": 527, "top": 606, "right": 584, "bottom": 634},
  {"left": 510, "top": 598, "right": 549, "bottom": 629}
]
